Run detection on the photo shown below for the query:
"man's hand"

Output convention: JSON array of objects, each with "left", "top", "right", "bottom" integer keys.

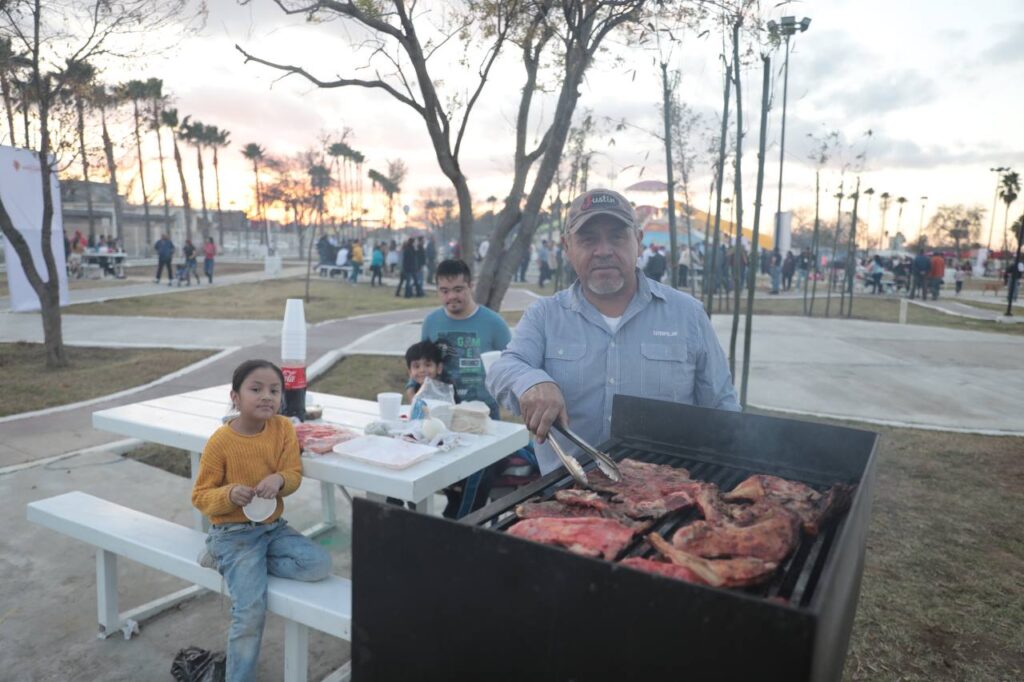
[
  {"left": 229, "top": 484, "right": 255, "bottom": 507},
  {"left": 254, "top": 473, "right": 285, "bottom": 499},
  {"left": 519, "top": 382, "right": 568, "bottom": 443}
]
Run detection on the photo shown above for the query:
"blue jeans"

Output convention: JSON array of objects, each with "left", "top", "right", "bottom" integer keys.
[
  {"left": 204, "top": 258, "right": 214, "bottom": 283},
  {"left": 349, "top": 262, "right": 362, "bottom": 282},
  {"left": 206, "top": 519, "right": 331, "bottom": 682},
  {"left": 770, "top": 265, "right": 781, "bottom": 293},
  {"left": 796, "top": 269, "right": 808, "bottom": 290}
]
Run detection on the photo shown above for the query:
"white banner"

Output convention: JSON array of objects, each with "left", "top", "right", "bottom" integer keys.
[{"left": 0, "top": 145, "right": 68, "bottom": 312}]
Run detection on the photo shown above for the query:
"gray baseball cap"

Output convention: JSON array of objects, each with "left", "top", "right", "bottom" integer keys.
[{"left": 565, "top": 188, "right": 636, "bottom": 234}]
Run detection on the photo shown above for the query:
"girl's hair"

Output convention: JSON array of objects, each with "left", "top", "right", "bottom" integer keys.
[{"left": 231, "top": 359, "right": 285, "bottom": 392}]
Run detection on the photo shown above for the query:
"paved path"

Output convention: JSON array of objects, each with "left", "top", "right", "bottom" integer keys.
[{"left": 908, "top": 297, "right": 1024, "bottom": 323}]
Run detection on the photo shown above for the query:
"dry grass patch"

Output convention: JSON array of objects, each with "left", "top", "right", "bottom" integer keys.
[
  {"left": 0, "top": 342, "right": 211, "bottom": 416},
  {"left": 66, "top": 277, "right": 434, "bottom": 322}
]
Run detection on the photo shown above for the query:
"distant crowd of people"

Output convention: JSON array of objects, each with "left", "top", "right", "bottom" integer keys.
[{"left": 318, "top": 235, "right": 440, "bottom": 297}]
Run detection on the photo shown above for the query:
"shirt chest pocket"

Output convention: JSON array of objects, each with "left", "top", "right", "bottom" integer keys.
[
  {"left": 544, "top": 342, "right": 587, "bottom": 388},
  {"left": 640, "top": 342, "right": 695, "bottom": 402}
]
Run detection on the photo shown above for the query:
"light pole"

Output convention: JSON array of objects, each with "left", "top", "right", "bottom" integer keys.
[
  {"left": 768, "top": 15, "right": 811, "bottom": 249},
  {"left": 918, "top": 195, "right": 928, "bottom": 241},
  {"left": 988, "top": 166, "right": 1009, "bottom": 250}
]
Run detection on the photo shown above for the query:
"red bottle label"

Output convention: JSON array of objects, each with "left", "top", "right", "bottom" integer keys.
[{"left": 282, "top": 366, "right": 307, "bottom": 390}]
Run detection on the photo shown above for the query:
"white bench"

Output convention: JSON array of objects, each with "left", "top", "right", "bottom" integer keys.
[
  {"left": 27, "top": 491, "right": 352, "bottom": 682},
  {"left": 318, "top": 264, "right": 351, "bottom": 278}
]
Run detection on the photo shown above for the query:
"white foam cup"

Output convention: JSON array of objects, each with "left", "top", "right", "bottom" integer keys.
[{"left": 377, "top": 392, "right": 402, "bottom": 421}]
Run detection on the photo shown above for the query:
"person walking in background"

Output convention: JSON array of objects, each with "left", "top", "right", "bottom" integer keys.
[
  {"left": 383, "top": 240, "right": 395, "bottom": 274},
  {"left": 769, "top": 247, "right": 782, "bottom": 294},
  {"left": 414, "top": 236, "right": 426, "bottom": 297},
  {"left": 537, "top": 240, "right": 551, "bottom": 287},
  {"left": 909, "top": 248, "right": 931, "bottom": 299},
  {"left": 928, "top": 251, "right": 946, "bottom": 300},
  {"left": 954, "top": 263, "right": 967, "bottom": 296},
  {"left": 518, "top": 244, "right": 531, "bottom": 283},
  {"left": 796, "top": 248, "right": 811, "bottom": 290},
  {"left": 398, "top": 238, "right": 417, "bottom": 298},
  {"left": 370, "top": 242, "right": 384, "bottom": 287},
  {"left": 782, "top": 251, "right": 796, "bottom": 291},
  {"left": 425, "top": 237, "right": 437, "bottom": 284},
  {"left": 182, "top": 239, "right": 201, "bottom": 286},
  {"left": 348, "top": 239, "right": 364, "bottom": 283},
  {"left": 869, "top": 255, "right": 884, "bottom": 294},
  {"left": 643, "top": 244, "right": 666, "bottom": 283},
  {"left": 203, "top": 237, "right": 217, "bottom": 284},
  {"left": 154, "top": 233, "right": 175, "bottom": 285}
]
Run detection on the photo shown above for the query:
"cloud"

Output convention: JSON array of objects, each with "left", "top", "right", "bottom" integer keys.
[
  {"left": 980, "top": 22, "right": 1024, "bottom": 65},
  {"left": 807, "top": 69, "right": 939, "bottom": 119}
]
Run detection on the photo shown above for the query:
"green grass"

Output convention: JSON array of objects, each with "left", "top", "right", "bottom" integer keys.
[
  {"left": 65, "top": 277, "right": 435, "bottom": 323},
  {"left": 0, "top": 342, "right": 212, "bottom": 416}
]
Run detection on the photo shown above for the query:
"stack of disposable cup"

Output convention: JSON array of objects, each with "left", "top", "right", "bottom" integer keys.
[{"left": 281, "top": 299, "right": 307, "bottom": 362}]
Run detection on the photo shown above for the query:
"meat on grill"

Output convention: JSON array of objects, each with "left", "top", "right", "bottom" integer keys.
[
  {"left": 621, "top": 534, "right": 779, "bottom": 588},
  {"left": 506, "top": 517, "right": 637, "bottom": 560},
  {"left": 585, "top": 458, "right": 704, "bottom": 519},
  {"left": 672, "top": 501, "right": 801, "bottom": 563},
  {"left": 515, "top": 491, "right": 652, "bottom": 531},
  {"left": 723, "top": 475, "right": 854, "bottom": 535}
]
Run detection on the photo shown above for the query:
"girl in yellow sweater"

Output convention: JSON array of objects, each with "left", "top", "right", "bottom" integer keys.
[{"left": 192, "top": 360, "right": 331, "bottom": 682}]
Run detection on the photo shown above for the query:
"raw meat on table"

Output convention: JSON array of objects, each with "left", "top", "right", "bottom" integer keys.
[{"left": 294, "top": 422, "right": 361, "bottom": 454}]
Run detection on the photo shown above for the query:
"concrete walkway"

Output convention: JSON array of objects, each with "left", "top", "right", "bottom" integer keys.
[{"left": 908, "top": 297, "right": 1024, "bottom": 323}]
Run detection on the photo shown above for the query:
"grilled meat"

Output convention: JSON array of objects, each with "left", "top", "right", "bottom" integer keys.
[
  {"left": 672, "top": 503, "right": 801, "bottom": 563},
  {"left": 619, "top": 557, "right": 707, "bottom": 584},
  {"left": 506, "top": 517, "right": 637, "bottom": 560},
  {"left": 585, "top": 458, "right": 704, "bottom": 519},
  {"left": 723, "top": 474, "right": 854, "bottom": 535},
  {"left": 516, "top": 493, "right": 653, "bottom": 531},
  {"left": 648, "top": 533, "right": 779, "bottom": 588}
]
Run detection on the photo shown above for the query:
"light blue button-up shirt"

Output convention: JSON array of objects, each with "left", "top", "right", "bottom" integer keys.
[{"left": 487, "top": 272, "right": 740, "bottom": 474}]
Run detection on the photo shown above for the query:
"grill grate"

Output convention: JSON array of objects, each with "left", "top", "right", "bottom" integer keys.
[{"left": 486, "top": 438, "right": 848, "bottom": 608}]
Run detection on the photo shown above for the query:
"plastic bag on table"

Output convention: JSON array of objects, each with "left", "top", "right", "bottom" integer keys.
[
  {"left": 410, "top": 376, "right": 455, "bottom": 422},
  {"left": 170, "top": 646, "right": 225, "bottom": 682}
]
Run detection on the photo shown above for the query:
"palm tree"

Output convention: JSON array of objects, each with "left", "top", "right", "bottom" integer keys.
[
  {"left": 327, "top": 141, "right": 351, "bottom": 222},
  {"left": 387, "top": 159, "right": 408, "bottom": 228},
  {"left": 181, "top": 116, "right": 210, "bottom": 237},
  {"left": 93, "top": 84, "right": 126, "bottom": 241},
  {"left": 999, "top": 171, "right": 1020, "bottom": 253},
  {"left": 242, "top": 142, "right": 268, "bottom": 249},
  {"left": 305, "top": 162, "right": 332, "bottom": 301},
  {"left": 119, "top": 80, "right": 154, "bottom": 245},
  {"left": 0, "top": 36, "right": 23, "bottom": 145},
  {"left": 895, "top": 196, "right": 907, "bottom": 238},
  {"left": 146, "top": 78, "right": 173, "bottom": 236},
  {"left": 162, "top": 107, "right": 193, "bottom": 240},
  {"left": 368, "top": 168, "right": 400, "bottom": 228},
  {"left": 878, "top": 191, "right": 891, "bottom": 249},
  {"left": 207, "top": 124, "right": 230, "bottom": 246},
  {"left": 65, "top": 60, "right": 96, "bottom": 239},
  {"left": 862, "top": 187, "right": 875, "bottom": 250}
]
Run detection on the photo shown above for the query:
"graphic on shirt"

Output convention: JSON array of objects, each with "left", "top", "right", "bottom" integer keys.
[{"left": 435, "top": 330, "right": 490, "bottom": 406}]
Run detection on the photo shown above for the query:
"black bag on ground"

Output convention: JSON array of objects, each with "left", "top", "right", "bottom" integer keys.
[{"left": 170, "top": 646, "right": 225, "bottom": 682}]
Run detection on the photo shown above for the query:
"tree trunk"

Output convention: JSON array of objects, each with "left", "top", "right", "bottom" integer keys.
[
  {"left": 172, "top": 135, "right": 193, "bottom": 241},
  {"left": 661, "top": 61, "right": 679, "bottom": 288},
  {"left": 196, "top": 145, "right": 209, "bottom": 239},
  {"left": 213, "top": 147, "right": 224, "bottom": 247},
  {"left": 728, "top": 19, "right": 744, "bottom": 378},
  {"left": 153, "top": 108, "right": 172, "bottom": 236},
  {"left": 0, "top": 70, "right": 15, "bottom": 144},
  {"left": 132, "top": 99, "right": 152, "bottom": 247},
  {"left": 705, "top": 61, "right": 732, "bottom": 317},
  {"left": 741, "top": 55, "right": 771, "bottom": 407},
  {"left": 76, "top": 95, "right": 95, "bottom": 239},
  {"left": 100, "top": 107, "right": 125, "bottom": 242},
  {"left": 807, "top": 171, "right": 821, "bottom": 316},
  {"left": 844, "top": 180, "right": 861, "bottom": 319},
  {"left": 825, "top": 185, "right": 844, "bottom": 317}
]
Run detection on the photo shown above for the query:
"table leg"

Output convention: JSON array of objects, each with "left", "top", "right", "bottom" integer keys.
[
  {"left": 301, "top": 482, "right": 338, "bottom": 539},
  {"left": 283, "top": 621, "right": 309, "bottom": 682},
  {"left": 415, "top": 493, "right": 438, "bottom": 516},
  {"left": 189, "top": 452, "right": 208, "bottom": 532}
]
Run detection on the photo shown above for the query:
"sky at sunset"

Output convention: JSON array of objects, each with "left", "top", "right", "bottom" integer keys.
[{"left": 77, "top": 1, "right": 1024, "bottom": 244}]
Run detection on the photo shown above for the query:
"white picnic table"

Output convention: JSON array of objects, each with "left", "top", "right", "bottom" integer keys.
[
  {"left": 89, "top": 385, "right": 528, "bottom": 636},
  {"left": 92, "top": 384, "right": 529, "bottom": 532}
]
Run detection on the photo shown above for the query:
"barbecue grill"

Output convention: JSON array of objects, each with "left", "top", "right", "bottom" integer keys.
[{"left": 352, "top": 395, "right": 878, "bottom": 681}]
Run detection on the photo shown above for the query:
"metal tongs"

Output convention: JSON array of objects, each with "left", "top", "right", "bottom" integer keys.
[{"left": 547, "top": 420, "right": 622, "bottom": 488}]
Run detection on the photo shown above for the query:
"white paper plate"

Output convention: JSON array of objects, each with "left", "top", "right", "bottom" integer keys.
[
  {"left": 243, "top": 496, "right": 277, "bottom": 522},
  {"left": 332, "top": 434, "right": 437, "bottom": 469}
]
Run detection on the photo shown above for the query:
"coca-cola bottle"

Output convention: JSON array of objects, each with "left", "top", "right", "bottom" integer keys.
[{"left": 281, "top": 299, "right": 307, "bottom": 420}]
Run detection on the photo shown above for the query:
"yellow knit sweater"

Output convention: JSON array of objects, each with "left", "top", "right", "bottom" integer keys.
[{"left": 191, "top": 415, "right": 303, "bottom": 525}]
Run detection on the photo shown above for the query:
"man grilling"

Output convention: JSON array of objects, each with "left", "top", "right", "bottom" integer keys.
[{"left": 487, "top": 188, "right": 740, "bottom": 475}]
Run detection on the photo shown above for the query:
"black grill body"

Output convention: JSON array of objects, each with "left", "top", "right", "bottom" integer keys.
[{"left": 352, "top": 396, "right": 878, "bottom": 681}]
